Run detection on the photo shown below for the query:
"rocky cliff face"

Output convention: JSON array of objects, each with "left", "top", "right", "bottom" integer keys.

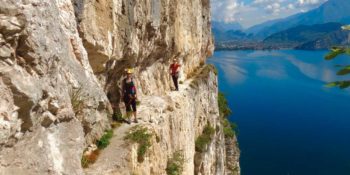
[{"left": 0, "top": 0, "right": 239, "bottom": 175}]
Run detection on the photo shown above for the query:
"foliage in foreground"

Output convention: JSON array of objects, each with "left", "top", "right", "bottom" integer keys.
[
  {"left": 124, "top": 126, "right": 153, "bottom": 162},
  {"left": 166, "top": 151, "right": 185, "bottom": 175},
  {"left": 324, "top": 25, "right": 350, "bottom": 89},
  {"left": 195, "top": 123, "right": 215, "bottom": 152}
]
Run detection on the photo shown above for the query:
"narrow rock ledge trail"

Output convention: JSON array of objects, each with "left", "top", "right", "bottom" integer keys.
[{"left": 85, "top": 74, "right": 194, "bottom": 175}]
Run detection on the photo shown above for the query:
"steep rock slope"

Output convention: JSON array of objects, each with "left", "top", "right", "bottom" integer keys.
[
  {"left": 0, "top": 0, "right": 239, "bottom": 175},
  {"left": 74, "top": 0, "right": 214, "bottom": 98},
  {"left": 85, "top": 66, "right": 240, "bottom": 175}
]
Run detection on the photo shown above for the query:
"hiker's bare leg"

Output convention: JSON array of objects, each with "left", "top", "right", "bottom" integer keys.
[
  {"left": 133, "top": 112, "right": 138, "bottom": 122},
  {"left": 126, "top": 112, "right": 132, "bottom": 123}
]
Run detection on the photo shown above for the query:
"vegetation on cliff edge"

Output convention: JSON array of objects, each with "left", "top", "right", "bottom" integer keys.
[
  {"left": 96, "top": 129, "right": 114, "bottom": 149},
  {"left": 124, "top": 126, "right": 153, "bottom": 162},
  {"left": 166, "top": 150, "right": 185, "bottom": 175},
  {"left": 195, "top": 123, "right": 215, "bottom": 152},
  {"left": 218, "top": 92, "right": 238, "bottom": 138}
]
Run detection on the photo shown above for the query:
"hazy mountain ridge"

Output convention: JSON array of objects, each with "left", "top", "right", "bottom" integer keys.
[
  {"left": 214, "top": 22, "right": 349, "bottom": 50},
  {"left": 212, "top": 21, "right": 243, "bottom": 32},
  {"left": 212, "top": 28, "right": 253, "bottom": 42},
  {"left": 247, "top": 0, "right": 350, "bottom": 38},
  {"left": 296, "top": 29, "right": 350, "bottom": 50},
  {"left": 213, "top": 0, "right": 350, "bottom": 50},
  {"left": 263, "top": 22, "right": 345, "bottom": 48}
]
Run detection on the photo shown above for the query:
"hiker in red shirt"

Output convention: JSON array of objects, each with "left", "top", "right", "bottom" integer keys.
[{"left": 169, "top": 58, "right": 181, "bottom": 91}]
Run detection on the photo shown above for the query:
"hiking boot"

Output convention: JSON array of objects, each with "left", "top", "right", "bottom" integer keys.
[
  {"left": 126, "top": 119, "right": 131, "bottom": 124},
  {"left": 134, "top": 119, "right": 138, "bottom": 123}
]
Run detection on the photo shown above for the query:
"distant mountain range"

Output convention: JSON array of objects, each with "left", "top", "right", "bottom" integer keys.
[
  {"left": 212, "top": 0, "right": 350, "bottom": 50},
  {"left": 263, "top": 22, "right": 349, "bottom": 49},
  {"left": 212, "top": 28, "right": 252, "bottom": 42},
  {"left": 296, "top": 29, "right": 350, "bottom": 50},
  {"left": 247, "top": 0, "right": 350, "bottom": 38},
  {"left": 212, "top": 21, "right": 242, "bottom": 32},
  {"left": 215, "top": 23, "right": 349, "bottom": 50}
]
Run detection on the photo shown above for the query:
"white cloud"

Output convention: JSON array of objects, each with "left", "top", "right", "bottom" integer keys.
[
  {"left": 211, "top": 0, "right": 251, "bottom": 23},
  {"left": 266, "top": 2, "right": 282, "bottom": 14},
  {"left": 287, "top": 3, "right": 295, "bottom": 10},
  {"left": 298, "top": 0, "right": 323, "bottom": 5},
  {"left": 296, "top": 0, "right": 328, "bottom": 9},
  {"left": 211, "top": 0, "right": 328, "bottom": 28}
]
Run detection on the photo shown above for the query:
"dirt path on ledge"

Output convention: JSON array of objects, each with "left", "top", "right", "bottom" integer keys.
[
  {"left": 84, "top": 123, "right": 134, "bottom": 175},
  {"left": 84, "top": 77, "right": 193, "bottom": 175}
]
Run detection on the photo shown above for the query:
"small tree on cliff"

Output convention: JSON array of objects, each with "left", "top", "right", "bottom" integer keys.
[{"left": 325, "top": 25, "right": 350, "bottom": 89}]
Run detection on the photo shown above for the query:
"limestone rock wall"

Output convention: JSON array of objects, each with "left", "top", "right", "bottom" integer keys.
[
  {"left": 121, "top": 66, "right": 224, "bottom": 175},
  {"left": 0, "top": 0, "right": 239, "bottom": 174},
  {"left": 0, "top": 1, "right": 111, "bottom": 174},
  {"left": 73, "top": 0, "right": 213, "bottom": 101}
]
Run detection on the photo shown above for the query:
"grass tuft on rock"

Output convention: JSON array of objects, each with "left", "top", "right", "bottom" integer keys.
[
  {"left": 69, "top": 87, "right": 86, "bottom": 115},
  {"left": 124, "top": 126, "right": 153, "bottom": 162},
  {"left": 81, "top": 149, "right": 100, "bottom": 168},
  {"left": 195, "top": 123, "right": 215, "bottom": 152},
  {"left": 166, "top": 151, "right": 185, "bottom": 175},
  {"left": 96, "top": 130, "right": 114, "bottom": 149}
]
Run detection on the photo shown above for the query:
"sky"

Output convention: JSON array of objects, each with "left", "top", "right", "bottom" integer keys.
[{"left": 211, "top": 0, "right": 328, "bottom": 28}]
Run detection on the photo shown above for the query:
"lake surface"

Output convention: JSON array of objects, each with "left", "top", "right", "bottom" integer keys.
[{"left": 208, "top": 50, "right": 350, "bottom": 175}]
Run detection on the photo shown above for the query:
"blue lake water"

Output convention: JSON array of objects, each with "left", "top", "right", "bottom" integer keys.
[{"left": 208, "top": 50, "right": 350, "bottom": 175}]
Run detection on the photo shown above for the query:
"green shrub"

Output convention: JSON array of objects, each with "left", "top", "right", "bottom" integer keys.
[
  {"left": 222, "top": 119, "right": 237, "bottom": 138},
  {"left": 166, "top": 151, "right": 185, "bottom": 175},
  {"left": 218, "top": 92, "right": 238, "bottom": 138},
  {"left": 96, "top": 130, "right": 114, "bottom": 149},
  {"left": 195, "top": 124, "right": 215, "bottom": 152},
  {"left": 124, "top": 126, "right": 153, "bottom": 162},
  {"left": 218, "top": 92, "right": 232, "bottom": 118}
]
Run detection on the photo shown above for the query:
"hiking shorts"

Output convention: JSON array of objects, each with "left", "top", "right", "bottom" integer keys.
[{"left": 124, "top": 97, "right": 136, "bottom": 112}]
